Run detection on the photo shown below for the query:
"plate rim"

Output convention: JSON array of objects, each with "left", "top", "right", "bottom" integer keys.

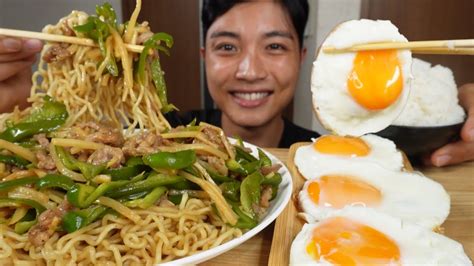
[{"left": 160, "top": 140, "right": 293, "bottom": 265}]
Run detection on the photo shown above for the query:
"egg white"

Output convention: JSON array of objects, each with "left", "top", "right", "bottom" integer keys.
[
  {"left": 297, "top": 161, "right": 449, "bottom": 229},
  {"left": 295, "top": 134, "right": 404, "bottom": 173},
  {"left": 290, "top": 207, "right": 472, "bottom": 266},
  {"left": 312, "top": 19, "right": 412, "bottom": 136}
]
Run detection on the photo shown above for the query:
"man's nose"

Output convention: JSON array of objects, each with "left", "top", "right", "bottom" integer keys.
[{"left": 235, "top": 51, "right": 267, "bottom": 81}]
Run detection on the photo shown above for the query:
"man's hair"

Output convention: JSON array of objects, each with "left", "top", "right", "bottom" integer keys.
[{"left": 201, "top": 0, "right": 309, "bottom": 49}]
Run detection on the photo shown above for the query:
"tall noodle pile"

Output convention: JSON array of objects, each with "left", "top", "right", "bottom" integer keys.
[{"left": 29, "top": 4, "right": 170, "bottom": 135}]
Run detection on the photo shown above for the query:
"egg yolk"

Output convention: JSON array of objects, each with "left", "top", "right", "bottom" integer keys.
[
  {"left": 347, "top": 49, "right": 403, "bottom": 110},
  {"left": 313, "top": 135, "right": 370, "bottom": 157},
  {"left": 306, "top": 217, "right": 401, "bottom": 265},
  {"left": 307, "top": 175, "right": 381, "bottom": 208}
]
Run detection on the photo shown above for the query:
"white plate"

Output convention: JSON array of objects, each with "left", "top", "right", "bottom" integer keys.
[{"left": 161, "top": 141, "right": 292, "bottom": 265}]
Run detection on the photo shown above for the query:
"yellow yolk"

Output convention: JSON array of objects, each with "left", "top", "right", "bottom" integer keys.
[
  {"left": 313, "top": 135, "right": 370, "bottom": 157},
  {"left": 307, "top": 175, "right": 381, "bottom": 208},
  {"left": 347, "top": 49, "right": 403, "bottom": 110},
  {"left": 306, "top": 217, "right": 401, "bottom": 266}
]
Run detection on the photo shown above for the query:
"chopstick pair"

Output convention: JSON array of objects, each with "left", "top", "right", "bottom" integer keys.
[
  {"left": 322, "top": 39, "right": 474, "bottom": 55},
  {"left": 1, "top": 27, "right": 473, "bottom": 55},
  {"left": 0, "top": 28, "right": 145, "bottom": 53}
]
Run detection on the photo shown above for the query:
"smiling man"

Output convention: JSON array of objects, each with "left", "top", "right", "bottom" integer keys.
[{"left": 182, "top": 0, "right": 317, "bottom": 148}]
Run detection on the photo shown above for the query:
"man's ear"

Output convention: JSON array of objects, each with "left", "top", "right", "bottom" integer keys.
[
  {"left": 300, "top": 47, "right": 307, "bottom": 64},
  {"left": 200, "top": 47, "right": 206, "bottom": 60}
]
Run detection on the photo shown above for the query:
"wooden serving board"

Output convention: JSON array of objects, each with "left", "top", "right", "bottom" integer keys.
[{"left": 268, "top": 142, "right": 473, "bottom": 265}]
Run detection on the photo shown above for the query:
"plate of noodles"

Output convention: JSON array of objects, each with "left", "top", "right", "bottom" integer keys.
[{"left": 0, "top": 1, "right": 292, "bottom": 264}]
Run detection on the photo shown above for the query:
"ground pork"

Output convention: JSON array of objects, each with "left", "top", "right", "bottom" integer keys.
[
  {"left": 87, "top": 145, "right": 124, "bottom": 168},
  {"left": 28, "top": 200, "right": 73, "bottom": 247}
]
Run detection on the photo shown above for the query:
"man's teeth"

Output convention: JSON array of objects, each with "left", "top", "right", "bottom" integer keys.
[{"left": 234, "top": 92, "right": 270, "bottom": 101}]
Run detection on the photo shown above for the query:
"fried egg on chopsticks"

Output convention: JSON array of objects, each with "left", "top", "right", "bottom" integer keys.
[{"left": 312, "top": 19, "right": 412, "bottom": 136}]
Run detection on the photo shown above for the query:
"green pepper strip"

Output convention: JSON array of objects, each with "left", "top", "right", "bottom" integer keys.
[
  {"left": 242, "top": 160, "right": 262, "bottom": 175},
  {"left": 106, "top": 173, "right": 184, "bottom": 198},
  {"left": 119, "top": 190, "right": 150, "bottom": 201},
  {"left": 0, "top": 119, "right": 65, "bottom": 143},
  {"left": 74, "top": 16, "right": 118, "bottom": 76},
  {"left": 22, "top": 96, "right": 68, "bottom": 123},
  {"left": 36, "top": 174, "right": 75, "bottom": 191},
  {"left": 0, "top": 98, "right": 68, "bottom": 142},
  {"left": 226, "top": 159, "right": 247, "bottom": 176},
  {"left": 166, "top": 179, "right": 196, "bottom": 190},
  {"left": 0, "top": 198, "right": 46, "bottom": 234},
  {"left": 257, "top": 148, "right": 272, "bottom": 167},
  {"left": 200, "top": 163, "right": 234, "bottom": 183},
  {"left": 103, "top": 165, "right": 148, "bottom": 181},
  {"left": 138, "top": 33, "right": 173, "bottom": 83},
  {"left": 0, "top": 177, "right": 37, "bottom": 192},
  {"left": 261, "top": 172, "right": 282, "bottom": 186},
  {"left": 137, "top": 33, "right": 175, "bottom": 113},
  {"left": 67, "top": 181, "right": 128, "bottom": 208},
  {"left": 261, "top": 172, "right": 282, "bottom": 200},
  {"left": 235, "top": 146, "right": 258, "bottom": 163},
  {"left": 14, "top": 209, "right": 36, "bottom": 234},
  {"left": 233, "top": 205, "right": 258, "bottom": 229},
  {"left": 151, "top": 59, "right": 176, "bottom": 113},
  {"left": 240, "top": 171, "right": 264, "bottom": 218},
  {"left": 143, "top": 150, "right": 196, "bottom": 170},
  {"left": 55, "top": 146, "right": 105, "bottom": 180},
  {"left": 0, "top": 154, "right": 30, "bottom": 169},
  {"left": 62, "top": 205, "right": 109, "bottom": 233},
  {"left": 95, "top": 2, "right": 117, "bottom": 27},
  {"left": 125, "top": 186, "right": 167, "bottom": 209},
  {"left": 125, "top": 156, "right": 145, "bottom": 167},
  {"left": 75, "top": 3, "right": 120, "bottom": 76},
  {"left": 221, "top": 181, "right": 241, "bottom": 202}
]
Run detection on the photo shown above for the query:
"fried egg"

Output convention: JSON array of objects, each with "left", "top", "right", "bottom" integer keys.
[
  {"left": 295, "top": 134, "right": 403, "bottom": 172},
  {"left": 290, "top": 207, "right": 472, "bottom": 266},
  {"left": 312, "top": 19, "right": 412, "bottom": 136},
  {"left": 297, "top": 161, "right": 449, "bottom": 229}
]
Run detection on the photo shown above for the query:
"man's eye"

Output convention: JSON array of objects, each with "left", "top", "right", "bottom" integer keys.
[
  {"left": 267, "top": 43, "right": 285, "bottom": 50},
  {"left": 216, "top": 44, "right": 236, "bottom": 52}
]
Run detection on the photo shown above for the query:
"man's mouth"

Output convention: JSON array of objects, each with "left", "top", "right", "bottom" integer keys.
[
  {"left": 233, "top": 92, "right": 271, "bottom": 101},
  {"left": 230, "top": 91, "right": 272, "bottom": 108}
]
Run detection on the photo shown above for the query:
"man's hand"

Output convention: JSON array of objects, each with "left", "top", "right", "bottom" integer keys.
[
  {"left": 428, "top": 83, "right": 474, "bottom": 166},
  {"left": 0, "top": 37, "right": 43, "bottom": 113}
]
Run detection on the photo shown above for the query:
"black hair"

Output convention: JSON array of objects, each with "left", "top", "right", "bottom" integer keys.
[{"left": 201, "top": 0, "right": 309, "bottom": 49}]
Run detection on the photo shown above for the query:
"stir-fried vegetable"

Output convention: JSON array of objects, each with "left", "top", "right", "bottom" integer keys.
[
  {"left": 36, "top": 174, "right": 75, "bottom": 191},
  {"left": 0, "top": 154, "right": 30, "bottom": 169},
  {"left": 0, "top": 177, "right": 37, "bottom": 192},
  {"left": 62, "top": 205, "right": 109, "bottom": 233},
  {"left": 0, "top": 198, "right": 46, "bottom": 233},
  {"left": 137, "top": 33, "right": 175, "bottom": 113},
  {"left": 143, "top": 150, "right": 196, "bottom": 170},
  {"left": 55, "top": 147, "right": 105, "bottom": 180},
  {"left": 0, "top": 97, "right": 68, "bottom": 142},
  {"left": 74, "top": 3, "right": 119, "bottom": 76}
]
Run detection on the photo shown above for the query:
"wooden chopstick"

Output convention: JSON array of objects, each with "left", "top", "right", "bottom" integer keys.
[
  {"left": 409, "top": 47, "right": 474, "bottom": 55},
  {"left": 322, "top": 39, "right": 474, "bottom": 55},
  {"left": 0, "top": 28, "right": 145, "bottom": 53}
]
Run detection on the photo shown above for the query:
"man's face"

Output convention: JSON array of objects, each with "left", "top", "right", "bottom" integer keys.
[{"left": 203, "top": 2, "right": 303, "bottom": 128}]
